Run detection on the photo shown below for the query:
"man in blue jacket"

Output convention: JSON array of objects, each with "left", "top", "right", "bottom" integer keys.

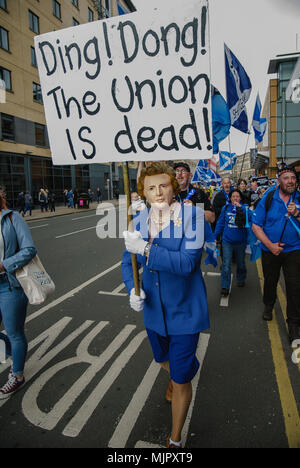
[
  {"left": 122, "top": 162, "right": 209, "bottom": 449},
  {"left": 252, "top": 165, "right": 300, "bottom": 344}
]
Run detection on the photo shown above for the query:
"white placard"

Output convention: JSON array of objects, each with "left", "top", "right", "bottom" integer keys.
[{"left": 34, "top": 0, "right": 211, "bottom": 165}]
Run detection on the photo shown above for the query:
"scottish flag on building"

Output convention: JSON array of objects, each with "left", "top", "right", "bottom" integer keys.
[
  {"left": 224, "top": 44, "right": 252, "bottom": 134},
  {"left": 219, "top": 151, "right": 237, "bottom": 171},
  {"left": 252, "top": 94, "right": 267, "bottom": 145}
]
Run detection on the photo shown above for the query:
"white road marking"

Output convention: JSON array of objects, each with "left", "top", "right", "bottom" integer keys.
[
  {"left": 0, "top": 317, "right": 94, "bottom": 409},
  {"left": 63, "top": 330, "right": 147, "bottom": 438},
  {"left": 220, "top": 274, "right": 233, "bottom": 307},
  {"left": 99, "top": 281, "right": 127, "bottom": 297},
  {"left": 98, "top": 291, "right": 128, "bottom": 297},
  {"left": 135, "top": 441, "right": 163, "bottom": 448},
  {"left": 71, "top": 214, "right": 97, "bottom": 221},
  {"left": 22, "top": 323, "right": 136, "bottom": 432},
  {"left": 110, "top": 332, "right": 210, "bottom": 449},
  {"left": 26, "top": 261, "right": 122, "bottom": 323},
  {"left": 55, "top": 225, "right": 102, "bottom": 238},
  {"left": 29, "top": 224, "right": 49, "bottom": 230},
  {"left": 108, "top": 360, "right": 161, "bottom": 448},
  {"left": 181, "top": 332, "right": 210, "bottom": 446}
]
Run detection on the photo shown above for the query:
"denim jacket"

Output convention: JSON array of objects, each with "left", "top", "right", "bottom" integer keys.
[{"left": 0, "top": 210, "right": 37, "bottom": 288}]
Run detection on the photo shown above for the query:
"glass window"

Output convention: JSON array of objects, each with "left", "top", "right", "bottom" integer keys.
[
  {"left": 31, "top": 46, "right": 37, "bottom": 67},
  {"left": 29, "top": 10, "right": 39, "bottom": 34},
  {"left": 33, "top": 82, "right": 43, "bottom": 103},
  {"left": 1, "top": 113, "right": 14, "bottom": 140},
  {"left": 53, "top": 0, "right": 61, "bottom": 19},
  {"left": 0, "top": 26, "right": 9, "bottom": 51},
  {"left": 88, "top": 7, "right": 93, "bottom": 22},
  {"left": 0, "top": 66, "right": 12, "bottom": 91},
  {"left": 104, "top": 0, "right": 110, "bottom": 17},
  {"left": 35, "top": 123, "right": 46, "bottom": 146},
  {"left": 73, "top": 17, "right": 79, "bottom": 26},
  {"left": 72, "top": 0, "right": 79, "bottom": 7},
  {"left": 0, "top": 0, "right": 7, "bottom": 11}
]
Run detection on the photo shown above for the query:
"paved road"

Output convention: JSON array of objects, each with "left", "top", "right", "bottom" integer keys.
[{"left": 0, "top": 206, "right": 299, "bottom": 448}]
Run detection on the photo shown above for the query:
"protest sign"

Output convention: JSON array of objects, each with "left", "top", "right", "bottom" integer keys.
[{"left": 34, "top": 0, "right": 211, "bottom": 165}]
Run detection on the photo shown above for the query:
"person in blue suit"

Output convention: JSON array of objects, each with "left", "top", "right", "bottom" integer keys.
[
  {"left": 0, "top": 188, "right": 37, "bottom": 399},
  {"left": 122, "top": 162, "right": 209, "bottom": 449}
]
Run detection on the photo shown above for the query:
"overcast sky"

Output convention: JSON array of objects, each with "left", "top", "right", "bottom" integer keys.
[{"left": 132, "top": 0, "right": 300, "bottom": 155}]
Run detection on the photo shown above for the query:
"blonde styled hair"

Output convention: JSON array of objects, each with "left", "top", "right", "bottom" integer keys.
[{"left": 137, "top": 162, "right": 180, "bottom": 201}]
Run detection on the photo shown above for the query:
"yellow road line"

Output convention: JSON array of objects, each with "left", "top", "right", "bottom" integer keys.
[
  {"left": 256, "top": 259, "right": 300, "bottom": 448},
  {"left": 276, "top": 283, "right": 300, "bottom": 372}
]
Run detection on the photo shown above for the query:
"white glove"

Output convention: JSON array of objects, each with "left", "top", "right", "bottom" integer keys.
[
  {"left": 131, "top": 199, "right": 146, "bottom": 212},
  {"left": 130, "top": 288, "right": 146, "bottom": 312},
  {"left": 123, "top": 230, "right": 147, "bottom": 255}
]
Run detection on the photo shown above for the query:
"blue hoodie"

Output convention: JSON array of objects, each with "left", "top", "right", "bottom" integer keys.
[
  {"left": 0, "top": 210, "right": 37, "bottom": 288},
  {"left": 214, "top": 203, "right": 249, "bottom": 245}
]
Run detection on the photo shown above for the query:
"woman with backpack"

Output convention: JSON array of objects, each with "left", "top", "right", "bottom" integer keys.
[
  {"left": 214, "top": 189, "right": 251, "bottom": 298},
  {"left": 0, "top": 188, "right": 37, "bottom": 399}
]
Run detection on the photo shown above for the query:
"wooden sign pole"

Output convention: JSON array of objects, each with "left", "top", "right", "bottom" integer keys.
[{"left": 122, "top": 162, "right": 140, "bottom": 296}]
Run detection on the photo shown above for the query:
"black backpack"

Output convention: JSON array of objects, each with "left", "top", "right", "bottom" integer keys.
[{"left": 265, "top": 189, "right": 300, "bottom": 212}]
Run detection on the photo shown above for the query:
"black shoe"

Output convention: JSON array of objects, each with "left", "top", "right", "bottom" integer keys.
[
  {"left": 262, "top": 306, "right": 273, "bottom": 321},
  {"left": 237, "top": 282, "right": 245, "bottom": 287},
  {"left": 288, "top": 323, "right": 300, "bottom": 345},
  {"left": 221, "top": 288, "right": 229, "bottom": 297}
]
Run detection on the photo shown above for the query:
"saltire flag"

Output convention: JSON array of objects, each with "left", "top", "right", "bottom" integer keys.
[
  {"left": 247, "top": 225, "right": 262, "bottom": 262},
  {"left": 192, "top": 161, "right": 221, "bottom": 186},
  {"left": 204, "top": 221, "right": 218, "bottom": 268},
  {"left": 211, "top": 85, "right": 231, "bottom": 154},
  {"left": 219, "top": 151, "right": 237, "bottom": 171},
  {"left": 252, "top": 93, "right": 267, "bottom": 145},
  {"left": 224, "top": 44, "right": 252, "bottom": 134}
]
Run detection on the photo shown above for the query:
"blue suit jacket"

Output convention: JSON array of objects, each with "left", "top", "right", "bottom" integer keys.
[{"left": 122, "top": 205, "right": 210, "bottom": 337}]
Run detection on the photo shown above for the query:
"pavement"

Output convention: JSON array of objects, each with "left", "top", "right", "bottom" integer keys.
[
  {"left": 0, "top": 206, "right": 299, "bottom": 448},
  {"left": 20, "top": 200, "right": 120, "bottom": 222}
]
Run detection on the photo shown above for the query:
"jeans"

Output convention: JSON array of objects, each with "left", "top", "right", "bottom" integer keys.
[
  {"left": 24, "top": 202, "right": 32, "bottom": 216},
  {"left": 261, "top": 249, "right": 300, "bottom": 325},
  {"left": 221, "top": 242, "right": 247, "bottom": 290},
  {"left": 0, "top": 276, "right": 28, "bottom": 376}
]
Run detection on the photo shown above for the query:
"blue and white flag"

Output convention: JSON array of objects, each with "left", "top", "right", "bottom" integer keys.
[
  {"left": 219, "top": 151, "right": 237, "bottom": 171},
  {"left": 252, "top": 93, "right": 267, "bottom": 145},
  {"left": 204, "top": 222, "right": 218, "bottom": 268},
  {"left": 212, "top": 86, "right": 231, "bottom": 154},
  {"left": 224, "top": 44, "right": 252, "bottom": 134},
  {"left": 192, "top": 161, "right": 221, "bottom": 186}
]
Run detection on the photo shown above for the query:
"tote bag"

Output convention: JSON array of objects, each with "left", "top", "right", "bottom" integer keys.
[
  {"left": 8, "top": 213, "right": 55, "bottom": 305},
  {"left": 16, "top": 255, "right": 55, "bottom": 305}
]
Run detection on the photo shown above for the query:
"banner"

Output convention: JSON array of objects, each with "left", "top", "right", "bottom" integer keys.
[{"left": 34, "top": 0, "right": 211, "bottom": 165}]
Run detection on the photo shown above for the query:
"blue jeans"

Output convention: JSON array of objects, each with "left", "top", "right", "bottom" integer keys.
[
  {"left": 221, "top": 242, "right": 247, "bottom": 290},
  {"left": 0, "top": 276, "right": 28, "bottom": 376}
]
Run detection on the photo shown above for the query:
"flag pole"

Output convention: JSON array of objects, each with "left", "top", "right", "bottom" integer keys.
[
  {"left": 239, "top": 130, "right": 251, "bottom": 181},
  {"left": 122, "top": 162, "right": 140, "bottom": 296},
  {"left": 228, "top": 135, "right": 235, "bottom": 183}
]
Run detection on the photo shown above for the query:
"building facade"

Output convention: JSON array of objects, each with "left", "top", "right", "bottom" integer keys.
[
  {"left": 0, "top": 0, "right": 136, "bottom": 207},
  {"left": 261, "top": 52, "right": 300, "bottom": 177}
]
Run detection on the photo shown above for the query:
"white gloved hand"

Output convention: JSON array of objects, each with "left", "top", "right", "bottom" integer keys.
[
  {"left": 123, "top": 230, "right": 147, "bottom": 255},
  {"left": 130, "top": 288, "right": 146, "bottom": 312}
]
